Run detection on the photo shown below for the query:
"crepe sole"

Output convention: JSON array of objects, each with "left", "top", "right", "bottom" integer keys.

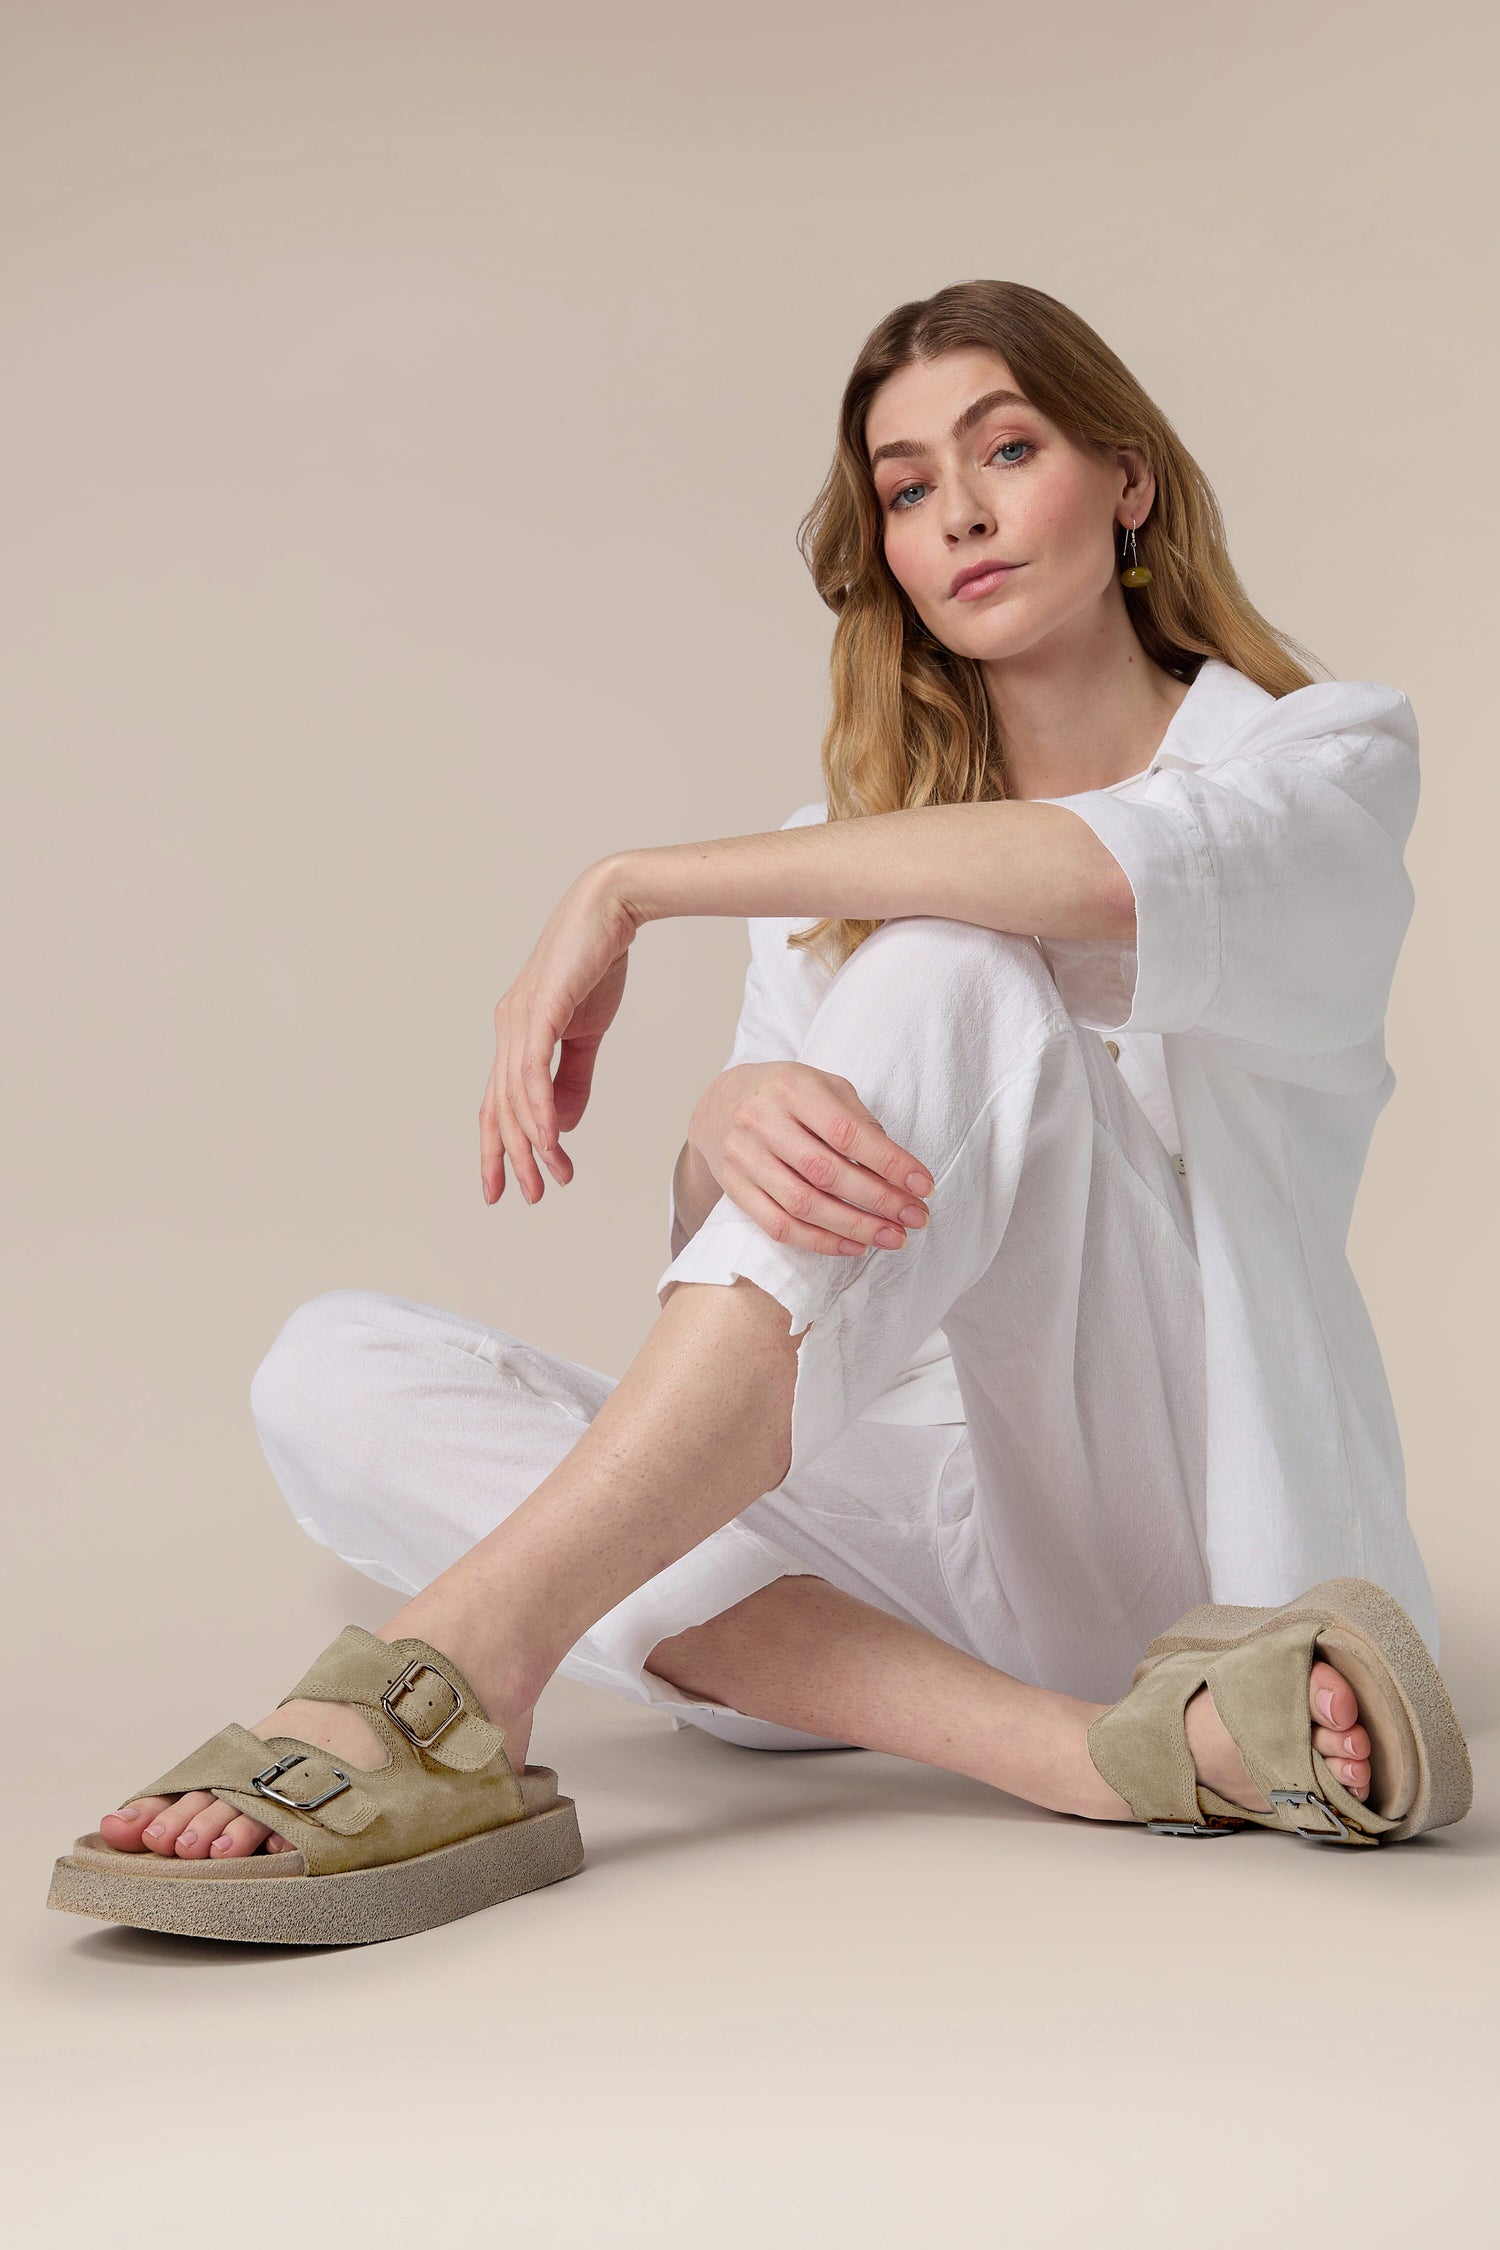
[
  {"left": 48, "top": 1791, "right": 585, "bottom": 1946},
  {"left": 1137, "top": 1575, "right": 1473, "bottom": 1841}
]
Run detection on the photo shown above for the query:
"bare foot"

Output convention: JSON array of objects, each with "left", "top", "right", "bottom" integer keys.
[
  {"left": 98, "top": 1680, "right": 535, "bottom": 1862},
  {"left": 1183, "top": 1657, "right": 1371, "bottom": 1814}
]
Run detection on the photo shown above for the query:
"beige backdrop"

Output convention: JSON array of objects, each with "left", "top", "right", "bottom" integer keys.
[{"left": 6, "top": 4, "right": 1495, "bottom": 2243}]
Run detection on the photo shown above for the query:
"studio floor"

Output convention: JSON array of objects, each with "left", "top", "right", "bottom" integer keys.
[{"left": 11, "top": 1636, "right": 1497, "bottom": 2248}]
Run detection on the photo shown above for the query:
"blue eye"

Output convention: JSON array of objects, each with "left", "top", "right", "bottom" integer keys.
[{"left": 888, "top": 437, "right": 1034, "bottom": 512}]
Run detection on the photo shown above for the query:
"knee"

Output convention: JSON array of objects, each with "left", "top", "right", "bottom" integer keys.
[
  {"left": 804, "top": 916, "right": 1069, "bottom": 1075},
  {"left": 858, "top": 914, "right": 1055, "bottom": 991},
  {"left": 248, "top": 1287, "right": 397, "bottom": 1460}
]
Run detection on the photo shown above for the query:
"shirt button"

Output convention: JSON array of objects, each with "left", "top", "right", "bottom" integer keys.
[{"left": 1104, "top": 1039, "right": 1121, "bottom": 1061}]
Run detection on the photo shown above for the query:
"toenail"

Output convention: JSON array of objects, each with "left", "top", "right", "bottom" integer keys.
[
  {"left": 180, "top": 1832, "right": 197, "bottom": 1847},
  {"left": 211, "top": 1838, "right": 232, "bottom": 1853},
  {"left": 1344, "top": 1734, "right": 1358, "bottom": 1754},
  {"left": 145, "top": 1823, "right": 164, "bottom": 1838},
  {"left": 1317, "top": 1689, "right": 1336, "bottom": 1721}
]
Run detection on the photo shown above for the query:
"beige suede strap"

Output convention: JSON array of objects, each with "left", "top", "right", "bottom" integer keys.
[
  {"left": 279, "top": 1625, "right": 508, "bottom": 1772},
  {"left": 1088, "top": 1616, "right": 1401, "bottom": 1846},
  {"left": 122, "top": 1627, "right": 527, "bottom": 1875}
]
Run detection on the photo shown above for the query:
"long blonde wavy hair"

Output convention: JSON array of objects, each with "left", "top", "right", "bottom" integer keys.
[{"left": 787, "top": 279, "right": 1325, "bottom": 971}]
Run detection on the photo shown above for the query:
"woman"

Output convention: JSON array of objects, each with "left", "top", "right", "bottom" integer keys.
[{"left": 49, "top": 280, "right": 1472, "bottom": 1946}]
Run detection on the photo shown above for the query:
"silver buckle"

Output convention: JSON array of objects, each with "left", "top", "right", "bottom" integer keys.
[
  {"left": 250, "top": 1749, "right": 352, "bottom": 1812},
  {"left": 380, "top": 1658, "right": 464, "bottom": 1750},
  {"left": 1268, "top": 1788, "right": 1350, "bottom": 1842},
  {"left": 1146, "top": 1818, "right": 1238, "bottom": 1837}
]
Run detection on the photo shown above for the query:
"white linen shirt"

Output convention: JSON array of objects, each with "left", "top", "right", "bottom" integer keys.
[
  {"left": 1041, "top": 657, "right": 1434, "bottom": 1645},
  {"left": 670, "top": 656, "right": 1438, "bottom": 1654}
]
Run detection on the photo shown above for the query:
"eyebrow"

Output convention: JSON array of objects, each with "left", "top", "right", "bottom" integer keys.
[{"left": 868, "top": 387, "right": 1034, "bottom": 473}]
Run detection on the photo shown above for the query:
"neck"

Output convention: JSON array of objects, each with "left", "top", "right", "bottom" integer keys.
[{"left": 981, "top": 623, "right": 1193, "bottom": 801}]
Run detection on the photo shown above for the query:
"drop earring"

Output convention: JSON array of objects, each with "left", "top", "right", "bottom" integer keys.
[{"left": 1120, "top": 515, "right": 1152, "bottom": 588}]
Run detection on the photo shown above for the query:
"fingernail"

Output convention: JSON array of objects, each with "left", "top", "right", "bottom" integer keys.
[
  {"left": 876, "top": 1226, "right": 904, "bottom": 1248},
  {"left": 899, "top": 1204, "right": 927, "bottom": 1225},
  {"left": 906, "top": 1171, "right": 931, "bottom": 1193},
  {"left": 838, "top": 1239, "right": 862, "bottom": 1254}
]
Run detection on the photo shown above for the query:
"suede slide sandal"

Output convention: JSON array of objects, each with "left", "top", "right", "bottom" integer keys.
[
  {"left": 1086, "top": 1575, "right": 1473, "bottom": 1845},
  {"left": 47, "top": 1626, "right": 585, "bottom": 1944}
]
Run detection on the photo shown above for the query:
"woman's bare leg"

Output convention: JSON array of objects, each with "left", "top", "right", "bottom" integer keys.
[
  {"left": 100, "top": 1272, "right": 1373, "bottom": 1858},
  {"left": 102, "top": 1274, "right": 805, "bottom": 1854},
  {"left": 645, "top": 1574, "right": 1376, "bottom": 1823}
]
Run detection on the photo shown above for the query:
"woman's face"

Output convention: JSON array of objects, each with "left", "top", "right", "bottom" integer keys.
[{"left": 865, "top": 346, "right": 1151, "bottom": 661}]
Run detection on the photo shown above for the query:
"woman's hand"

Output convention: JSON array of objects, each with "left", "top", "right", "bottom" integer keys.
[
  {"left": 480, "top": 861, "right": 641, "bottom": 1205},
  {"left": 689, "top": 1060, "right": 934, "bottom": 1256}
]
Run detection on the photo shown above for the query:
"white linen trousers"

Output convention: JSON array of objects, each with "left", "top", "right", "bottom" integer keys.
[{"left": 249, "top": 909, "right": 1211, "bottom": 1752}]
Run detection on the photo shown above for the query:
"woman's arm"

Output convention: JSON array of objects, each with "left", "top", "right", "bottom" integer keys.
[
  {"left": 605, "top": 801, "right": 1135, "bottom": 944},
  {"left": 480, "top": 801, "right": 1130, "bottom": 1207}
]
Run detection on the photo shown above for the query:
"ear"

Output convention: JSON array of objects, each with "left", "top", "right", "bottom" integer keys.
[{"left": 1115, "top": 445, "right": 1156, "bottom": 527}]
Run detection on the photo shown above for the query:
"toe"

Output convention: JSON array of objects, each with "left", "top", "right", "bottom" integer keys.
[
  {"left": 1312, "top": 1737, "right": 1371, "bottom": 1797},
  {"left": 174, "top": 1799, "right": 238, "bottom": 1859},
  {"left": 208, "top": 1812, "right": 275, "bottom": 1858},
  {"left": 1312, "top": 1720, "right": 1371, "bottom": 1763},
  {"left": 1309, "top": 1658, "right": 1359, "bottom": 1735},
  {"left": 100, "top": 1797, "right": 172, "bottom": 1852},
  {"left": 1309, "top": 1663, "right": 1370, "bottom": 1800},
  {"left": 141, "top": 1792, "right": 217, "bottom": 1855}
]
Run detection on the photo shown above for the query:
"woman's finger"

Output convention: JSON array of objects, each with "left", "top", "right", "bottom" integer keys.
[
  {"left": 498, "top": 998, "right": 547, "bottom": 1195},
  {"left": 802, "top": 1078, "right": 934, "bottom": 1198},
  {"left": 740, "top": 1108, "right": 930, "bottom": 1232},
  {"left": 726, "top": 1170, "right": 873, "bottom": 1258},
  {"left": 504, "top": 997, "right": 562, "bottom": 1190},
  {"left": 497, "top": 1079, "right": 545, "bottom": 1203},
  {"left": 518, "top": 1000, "right": 565, "bottom": 1179},
  {"left": 726, "top": 1146, "right": 915, "bottom": 1251},
  {"left": 479, "top": 1081, "right": 507, "bottom": 1202}
]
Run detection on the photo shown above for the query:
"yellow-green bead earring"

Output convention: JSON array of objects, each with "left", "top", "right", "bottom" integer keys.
[{"left": 1120, "top": 515, "right": 1152, "bottom": 588}]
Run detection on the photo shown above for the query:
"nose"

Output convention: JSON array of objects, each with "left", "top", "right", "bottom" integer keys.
[{"left": 940, "top": 475, "right": 996, "bottom": 543}]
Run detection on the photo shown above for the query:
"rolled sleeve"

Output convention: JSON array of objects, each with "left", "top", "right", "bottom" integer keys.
[
  {"left": 1038, "top": 697, "right": 1419, "bottom": 1067},
  {"left": 1044, "top": 787, "right": 1220, "bottom": 1035}
]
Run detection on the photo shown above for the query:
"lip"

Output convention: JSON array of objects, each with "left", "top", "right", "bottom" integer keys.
[{"left": 949, "top": 560, "right": 1024, "bottom": 600}]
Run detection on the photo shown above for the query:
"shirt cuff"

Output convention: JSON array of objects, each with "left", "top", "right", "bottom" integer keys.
[{"left": 1047, "top": 787, "right": 1220, "bottom": 1035}]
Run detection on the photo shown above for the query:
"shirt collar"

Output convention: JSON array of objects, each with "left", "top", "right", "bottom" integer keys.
[{"left": 1147, "top": 657, "right": 1274, "bottom": 774}]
